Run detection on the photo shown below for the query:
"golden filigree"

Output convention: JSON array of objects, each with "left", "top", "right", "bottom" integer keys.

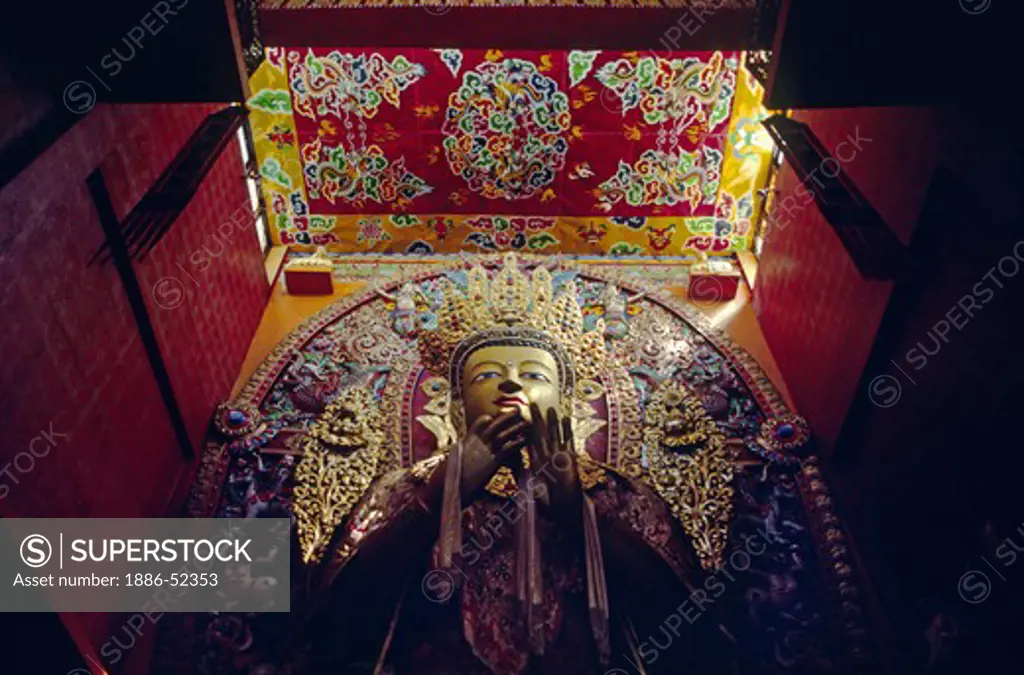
[
  {"left": 415, "top": 376, "right": 459, "bottom": 452},
  {"left": 577, "top": 453, "right": 610, "bottom": 489},
  {"left": 621, "top": 302, "right": 693, "bottom": 373},
  {"left": 334, "top": 309, "right": 411, "bottom": 367},
  {"left": 482, "top": 451, "right": 609, "bottom": 499},
  {"left": 650, "top": 390, "right": 711, "bottom": 449},
  {"left": 293, "top": 387, "right": 387, "bottom": 564},
  {"left": 643, "top": 383, "right": 733, "bottom": 571},
  {"left": 485, "top": 466, "right": 519, "bottom": 497},
  {"left": 380, "top": 366, "right": 410, "bottom": 473},
  {"left": 608, "top": 366, "right": 644, "bottom": 480}
]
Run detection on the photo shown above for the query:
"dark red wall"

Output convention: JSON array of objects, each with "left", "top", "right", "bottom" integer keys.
[
  {"left": 755, "top": 106, "right": 1024, "bottom": 671},
  {"left": 109, "top": 106, "right": 270, "bottom": 452},
  {"left": 832, "top": 113, "right": 1024, "bottom": 672},
  {"left": 753, "top": 107, "right": 941, "bottom": 448},
  {"left": 0, "top": 102, "right": 268, "bottom": 664}
]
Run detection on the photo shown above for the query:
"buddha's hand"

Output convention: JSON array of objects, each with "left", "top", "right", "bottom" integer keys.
[
  {"left": 461, "top": 411, "right": 529, "bottom": 500},
  {"left": 527, "top": 403, "right": 581, "bottom": 521}
]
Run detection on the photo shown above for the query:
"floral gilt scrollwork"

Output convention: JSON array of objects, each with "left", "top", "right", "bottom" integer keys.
[
  {"left": 643, "top": 383, "right": 733, "bottom": 571},
  {"left": 293, "top": 387, "right": 391, "bottom": 564}
]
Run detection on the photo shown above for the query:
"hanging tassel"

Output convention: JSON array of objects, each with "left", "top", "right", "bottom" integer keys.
[
  {"left": 435, "top": 440, "right": 463, "bottom": 584},
  {"left": 622, "top": 617, "right": 647, "bottom": 675},
  {"left": 583, "top": 494, "right": 611, "bottom": 664},
  {"left": 373, "top": 578, "right": 410, "bottom": 675},
  {"left": 516, "top": 466, "right": 545, "bottom": 654}
]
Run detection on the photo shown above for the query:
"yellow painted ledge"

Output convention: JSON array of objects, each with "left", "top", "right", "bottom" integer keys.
[{"left": 263, "top": 245, "right": 288, "bottom": 286}]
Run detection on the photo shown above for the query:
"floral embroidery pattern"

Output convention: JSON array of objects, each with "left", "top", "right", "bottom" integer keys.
[
  {"left": 568, "top": 50, "right": 600, "bottom": 88},
  {"left": 595, "top": 147, "right": 723, "bottom": 209},
  {"left": 595, "top": 51, "right": 735, "bottom": 128},
  {"left": 247, "top": 48, "right": 764, "bottom": 254},
  {"left": 289, "top": 49, "right": 426, "bottom": 120},
  {"left": 462, "top": 215, "right": 559, "bottom": 251},
  {"left": 434, "top": 48, "right": 464, "bottom": 77},
  {"left": 443, "top": 59, "right": 571, "bottom": 200},
  {"left": 301, "top": 138, "right": 432, "bottom": 206}
]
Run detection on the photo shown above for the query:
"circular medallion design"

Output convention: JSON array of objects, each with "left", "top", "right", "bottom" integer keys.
[
  {"left": 758, "top": 414, "right": 811, "bottom": 458},
  {"left": 443, "top": 59, "right": 570, "bottom": 200},
  {"left": 213, "top": 402, "right": 263, "bottom": 438}
]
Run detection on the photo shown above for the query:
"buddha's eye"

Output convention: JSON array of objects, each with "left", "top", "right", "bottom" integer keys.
[
  {"left": 471, "top": 371, "right": 501, "bottom": 384},
  {"left": 522, "top": 372, "right": 551, "bottom": 383}
]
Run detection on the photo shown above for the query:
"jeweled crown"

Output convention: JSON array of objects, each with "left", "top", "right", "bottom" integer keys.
[{"left": 418, "top": 253, "right": 606, "bottom": 400}]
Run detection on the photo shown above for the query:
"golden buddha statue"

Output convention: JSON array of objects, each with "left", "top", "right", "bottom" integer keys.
[{"left": 294, "top": 254, "right": 736, "bottom": 675}]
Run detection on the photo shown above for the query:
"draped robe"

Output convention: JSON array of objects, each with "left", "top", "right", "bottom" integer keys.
[{"left": 300, "top": 455, "right": 734, "bottom": 675}]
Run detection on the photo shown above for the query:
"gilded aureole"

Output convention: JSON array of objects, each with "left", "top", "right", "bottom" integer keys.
[{"left": 296, "top": 254, "right": 735, "bottom": 675}]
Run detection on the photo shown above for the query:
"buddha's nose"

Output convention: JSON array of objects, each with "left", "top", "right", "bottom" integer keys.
[{"left": 498, "top": 379, "right": 523, "bottom": 394}]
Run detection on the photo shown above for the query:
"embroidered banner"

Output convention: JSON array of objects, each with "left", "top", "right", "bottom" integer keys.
[{"left": 248, "top": 47, "right": 774, "bottom": 256}]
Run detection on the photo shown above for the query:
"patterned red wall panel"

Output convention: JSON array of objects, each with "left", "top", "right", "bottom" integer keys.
[
  {"left": 102, "top": 104, "right": 224, "bottom": 221},
  {"left": 754, "top": 175, "right": 893, "bottom": 447},
  {"left": 754, "top": 107, "right": 940, "bottom": 449},
  {"left": 2, "top": 102, "right": 267, "bottom": 517},
  {"left": 0, "top": 123, "right": 179, "bottom": 519},
  {"left": 1, "top": 99, "right": 265, "bottom": 672},
  {"left": 282, "top": 48, "right": 737, "bottom": 218},
  {"left": 134, "top": 137, "right": 270, "bottom": 451},
  {"left": 792, "top": 107, "right": 941, "bottom": 244}
]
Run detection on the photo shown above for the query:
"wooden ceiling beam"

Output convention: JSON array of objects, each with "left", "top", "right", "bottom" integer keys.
[{"left": 259, "top": 6, "right": 758, "bottom": 51}]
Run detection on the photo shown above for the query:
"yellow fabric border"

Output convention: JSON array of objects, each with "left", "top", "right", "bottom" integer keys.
[{"left": 247, "top": 50, "right": 773, "bottom": 257}]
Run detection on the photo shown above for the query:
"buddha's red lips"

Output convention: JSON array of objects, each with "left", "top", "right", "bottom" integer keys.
[{"left": 494, "top": 396, "right": 528, "bottom": 407}]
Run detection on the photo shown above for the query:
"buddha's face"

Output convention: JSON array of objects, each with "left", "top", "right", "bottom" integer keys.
[{"left": 461, "top": 345, "right": 561, "bottom": 428}]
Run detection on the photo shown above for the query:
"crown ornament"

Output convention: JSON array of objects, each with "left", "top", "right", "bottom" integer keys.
[{"left": 418, "top": 253, "right": 607, "bottom": 402}]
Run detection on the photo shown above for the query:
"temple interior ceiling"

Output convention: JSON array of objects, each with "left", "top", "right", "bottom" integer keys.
[{"left": 247, "top": 47, "right": 774, "bottom": 257}]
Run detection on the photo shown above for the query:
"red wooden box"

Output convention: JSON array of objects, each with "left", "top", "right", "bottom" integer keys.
[
  {"left": 688, "top": 261, "right": 742, "bottom": 302},
  {"left": 284, "top": 268, "right": 334, "bottom": 295}
]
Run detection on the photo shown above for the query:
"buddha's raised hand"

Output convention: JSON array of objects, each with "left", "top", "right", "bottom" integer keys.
[
  {"left": 527, "top": 402, "right": 581, "bottom": 521},
  {"left": 460, "top": 410, "right": 529, "bottom": 500}
]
